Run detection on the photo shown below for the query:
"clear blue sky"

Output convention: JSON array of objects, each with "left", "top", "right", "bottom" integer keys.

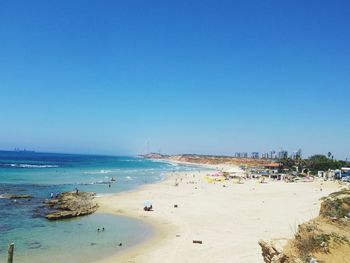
[{"left": 0, "top": 0, "right": 349, "bottom": 159}]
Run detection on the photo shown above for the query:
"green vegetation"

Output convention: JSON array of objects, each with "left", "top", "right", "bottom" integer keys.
[
  {"left": 306, "top": 155, "right": 348, "bottom": 174},
  {"left": 279, "top": 153, "right": 349, "bottom": 175},
  {"left": 295, "top": 225, "right": 350, "bottom": 256},
  {"left": 319, "top": 189, "right": 350, "bottom": 218}
]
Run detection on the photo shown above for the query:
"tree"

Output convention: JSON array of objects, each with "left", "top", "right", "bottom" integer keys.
[{"left": 306, "top": 154, "right": 347, "bottom": 174}]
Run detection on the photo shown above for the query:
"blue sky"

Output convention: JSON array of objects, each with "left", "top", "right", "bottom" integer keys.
[{"left": 0, "top": 0, "right": 349, "bottom": 159}]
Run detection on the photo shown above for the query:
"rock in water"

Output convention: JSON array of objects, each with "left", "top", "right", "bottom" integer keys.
[
  {"left": 45, "top": 192, "right": 98, "bottom": 220},
  {"left": 1, "top": 194, "right": 32, "bottom": 199}
]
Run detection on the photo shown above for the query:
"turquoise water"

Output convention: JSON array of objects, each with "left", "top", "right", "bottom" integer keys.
[
  {"left": 0, "top": 151, "right": 197, "bottom": 262},
  {"left": 4, "top": 214, "right": 153, "bottom": 263}
]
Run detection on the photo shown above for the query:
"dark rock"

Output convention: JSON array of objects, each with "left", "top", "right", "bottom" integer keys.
[{"left": 45, "top": 191, "right": 98, "bottom": 220}]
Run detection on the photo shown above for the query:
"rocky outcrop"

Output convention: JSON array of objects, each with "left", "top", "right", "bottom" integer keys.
[
  {"left": 259, "top": 189, "right": 350, "bottom": 263},
  {"left": 258, "top": 239, "right": 289, "bottom": 263},
  {"left": 45, "top": 192, "right": 98, "bottom": 220}
]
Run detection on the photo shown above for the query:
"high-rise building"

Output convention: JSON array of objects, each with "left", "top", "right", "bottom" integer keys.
[
  {"left": 251, "top": 152, "right": 260, "bottom": 159},
  {"left": 277, "top": 150, "right": 288, "bottom": 159}
]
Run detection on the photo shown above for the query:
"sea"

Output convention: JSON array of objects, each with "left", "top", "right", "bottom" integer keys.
[{"left": 0, "top": 151, "right": 198, "bottom": 263}]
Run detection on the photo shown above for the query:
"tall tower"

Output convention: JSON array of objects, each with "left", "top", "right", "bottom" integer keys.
[{"left": 145, "top": 140, "right": 150, "bottom": 154}]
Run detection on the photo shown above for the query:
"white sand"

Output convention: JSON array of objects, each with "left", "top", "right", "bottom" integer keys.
[{"left": 94, "top": 168, "right": 342, "bottom": 263}]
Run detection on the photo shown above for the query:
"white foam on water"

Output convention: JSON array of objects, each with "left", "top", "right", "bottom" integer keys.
[{"left": 3, "top": 163, "right": 59, "bottom": 168}]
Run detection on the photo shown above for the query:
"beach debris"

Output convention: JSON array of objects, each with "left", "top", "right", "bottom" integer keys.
[
  {"left": 45, "top": 191, "right": 98, "bottom": 220},
  {"left": 193, "top": 240, "right": 202, "bottom": 244},
  {"left": 174, "top": 204, "right": 178, "bottom": 208}
]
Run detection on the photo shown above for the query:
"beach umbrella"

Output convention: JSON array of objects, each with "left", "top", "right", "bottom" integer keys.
[{"left": 144, "top": 200, "right": 152, "bottom": 207}]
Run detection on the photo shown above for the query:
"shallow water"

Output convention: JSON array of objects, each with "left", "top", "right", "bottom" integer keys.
[
  {"left": 0, "top": 151, "right": 198, "bottom": 262},
  {"left": 1, "top": 213, "right": 154, "bottom": 263}
]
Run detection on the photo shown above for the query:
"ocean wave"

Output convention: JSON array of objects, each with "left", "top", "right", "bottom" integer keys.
[
  {"left": 0, "top": 163, "right": 59, "bottom": 168},
  {"left": 83, "top": 170, "right": 114, "bottom": 174},
  {"left": 167, "top": 162, "right": 179, "bottom": 167}
]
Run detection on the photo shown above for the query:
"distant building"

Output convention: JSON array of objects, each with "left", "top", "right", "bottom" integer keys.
[
  {"left": 269, "top": 151, "right": 276, "bottom": 159},
  {"left": 290, "top": 149, "right": 302, "bottom": 160},
  {"left": 296, "top": 149, "right": 302, "bottom": 159},
  {"left": 261, "top": 153, "right": 269, "bottom": 159},
  {"left": 341, "top": 167, "right": 350, "bottom": 177},
  {"left": 290, "top": 152, "right": 296, "bottom": 159},
  {"left": 251, "top": 152, "right": 259, "bottom": 159},
  {"left": 234, "top": 152, "right": 248, "bottom": 158},
  {"left": 277, "top": 150, "right": 288, "bottom": 159}
]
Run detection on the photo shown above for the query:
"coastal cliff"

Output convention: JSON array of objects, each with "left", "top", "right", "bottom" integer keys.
[
  {"left": 259, "top": 189, "right": 350, "bottom": 263},
  {"left": 45, "top": 192, "right": 99, "bottom": 220}
]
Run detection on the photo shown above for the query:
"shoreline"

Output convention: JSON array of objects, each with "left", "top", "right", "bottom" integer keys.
[
  {"left": 93, "top": 163, "right": 212, "bottom": 262},
  {"left": 93, "top": 163, "right": 343, "bottom": 263},
  {"left": 93, "top": 170, "right": 180, "bottom": 263}
]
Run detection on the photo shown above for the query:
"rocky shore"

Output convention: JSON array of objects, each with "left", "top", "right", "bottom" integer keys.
[{"left": 45, "top": 191, "right": 99, "bottom": 220}]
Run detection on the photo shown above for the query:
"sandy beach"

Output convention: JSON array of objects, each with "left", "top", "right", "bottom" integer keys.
[{"left": 94, "top": 167, "right": 342, "bottom": 263}]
